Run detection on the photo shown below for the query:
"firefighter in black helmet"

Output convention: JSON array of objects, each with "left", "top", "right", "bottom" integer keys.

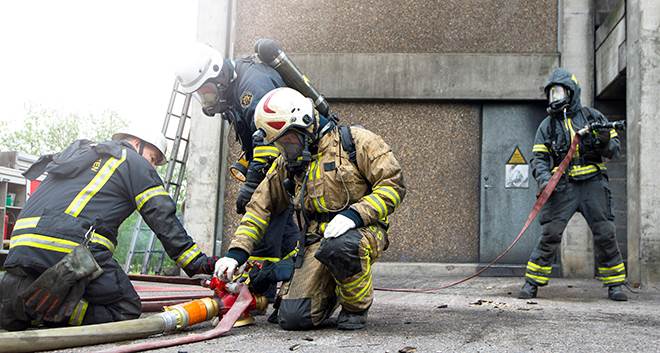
[{"left": 519, "top": 68, "right": 627, "bottom": 301}]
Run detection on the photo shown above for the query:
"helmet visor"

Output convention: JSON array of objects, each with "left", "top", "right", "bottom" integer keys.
[
  {"left": 193, "top": 81, "right": 220, "bottom": 109},
  {"left": 274, "top": 131, "right": 304, "bottom": 163},
  {"left": 548, "top": 85, "right": 568, "bottom": 104}
]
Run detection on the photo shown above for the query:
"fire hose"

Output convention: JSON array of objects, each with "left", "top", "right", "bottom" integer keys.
[
  {"left": 0, "top": 278, "right": 266, "bottom": 353},
  {"left": 376, "top": 121, "right": 625, "bottom": 293}
]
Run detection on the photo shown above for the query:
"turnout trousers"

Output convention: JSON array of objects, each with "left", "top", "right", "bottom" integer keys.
[
  {"left": 525, "top": 174, "right": 626, "bottom": 287},
  {"left": 275, "top": 223, "right": 388, "bottom": 330},
  {"left": 0, "top": 251, "right": 141, "bottom": 331}
]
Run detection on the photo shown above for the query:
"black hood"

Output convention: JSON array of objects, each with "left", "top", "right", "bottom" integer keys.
[{"left": 543, "top": 68, "right": 582, "bottom": 113}]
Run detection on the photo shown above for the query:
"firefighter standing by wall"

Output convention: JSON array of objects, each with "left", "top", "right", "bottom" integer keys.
[
  {"left": 519, "top": 68, "right": 627, "bottom": 301},
  {"left": 214, "top": 87, "right": 406, "bottom": 330},
  {"left": 175, "top": 44, "right": 299, "bottom": 297},
  {"left": 0, "top": 126, "right": 216, "bottom": 331}
]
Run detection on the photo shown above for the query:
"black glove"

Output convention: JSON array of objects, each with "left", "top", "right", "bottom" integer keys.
[
  {"left": 20, "top": 245, "right": 102, "bottom": 322},
  {"left": 597, "top": 129, "right": 611, "bottom": 144},
  {"left": 236, "top": 186, "right": 254, "bottom": 214},
  {"left": 200, "top": 255, "right": 219, "bottom": 275}
]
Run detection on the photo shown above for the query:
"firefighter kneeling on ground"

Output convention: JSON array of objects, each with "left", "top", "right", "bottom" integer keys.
[
  {"left": 0, "top": 125, "right": 217, "bottom": 331},
  {"left": 519, "top": 68, "right": 627, "bottom": 301},
  {"left": 214, "top": 87, "right": 406, "bottom": 330}
]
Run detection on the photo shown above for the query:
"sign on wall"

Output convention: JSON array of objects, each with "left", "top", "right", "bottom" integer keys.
[{"left": 505, "top": 146, "right": 529, "bottom": 189}]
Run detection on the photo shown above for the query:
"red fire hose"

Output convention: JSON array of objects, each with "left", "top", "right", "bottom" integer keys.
[{"left": 376, "top": 135, "right": 580, "bottom": 293}]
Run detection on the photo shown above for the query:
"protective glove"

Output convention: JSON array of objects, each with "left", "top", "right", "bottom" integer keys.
[
  {"left": 597, "top": 129, "right": 611, "bottom": 144},
  {"left": 199, "top": 255, "right": 219, "bottom": 275},
  {"left": 214, "top": 256, "right": 239, "bottom": 281},
  {"left": 324, "top": 214, "right": 357, "bottom": 238},
  {"left": 235, "top": 186, "right": 254, "bottom": 215},
  {"left": 20, "top": 245, "right": 102, "bottom": 322}
]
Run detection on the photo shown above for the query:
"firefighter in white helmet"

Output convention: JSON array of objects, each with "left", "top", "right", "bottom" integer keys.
[
  {"left": 176, "top": 43, "right": 299, "bottom": 304},
  {"left": 214, "top": 87, "right": 406, "bottom": 330},
  {"left": 0, "top": 124, "right": 217, "bottom": 331}
]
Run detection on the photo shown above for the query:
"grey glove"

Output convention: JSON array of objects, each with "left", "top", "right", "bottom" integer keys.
[{"left": 20, "top": 245, "right": 102, "bottom": 322}]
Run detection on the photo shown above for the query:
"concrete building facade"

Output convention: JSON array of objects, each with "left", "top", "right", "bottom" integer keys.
[{"left": 185, "top": 0, "right": 660, "bottom": 286}]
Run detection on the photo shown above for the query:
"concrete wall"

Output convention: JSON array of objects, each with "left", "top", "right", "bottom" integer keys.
[
  {"left": 626, "top": 0, "right": 660, "bottom": 285},
  {"left": 217, "top": 0, "right": 558, "bottom": 262}
]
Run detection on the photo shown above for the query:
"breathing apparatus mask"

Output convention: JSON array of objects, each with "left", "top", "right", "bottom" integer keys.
[
  {"left": 547, "top": 85, "right": 571, "bottom": 116},
  {"left": 193, "top": 59, "right": 235, "bottom": 117},
  {"left": 274, "top": 130, "right": 311, "bottom": 174}
]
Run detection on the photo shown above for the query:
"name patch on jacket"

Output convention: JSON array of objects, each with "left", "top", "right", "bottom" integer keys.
[
  {"left": 91, "top": 158, "right": 102, "bottom": 172},
  {"left": 240, "top": 91, "right": 253, "bottom": 108}
]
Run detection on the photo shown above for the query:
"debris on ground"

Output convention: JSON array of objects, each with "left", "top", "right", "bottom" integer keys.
[
  {"left": 437, "top": 304, "right": 448, "bottom": 309},
  {"left": 399, "top": 346, "right": 417, "bottom": 353},
  {"left": 289, "top": 343, "right": 301, "bottom": 351},
  {"left": 527, "top": 301, "right": 538, "bottom": 305}
]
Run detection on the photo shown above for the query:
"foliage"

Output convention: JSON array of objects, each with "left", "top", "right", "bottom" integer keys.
[{"left": 0, "top": 104, "right": 127, "bottom": 155}]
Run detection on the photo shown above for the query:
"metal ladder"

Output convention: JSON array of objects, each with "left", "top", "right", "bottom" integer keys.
[{"left": 123, "top": 80, "right": 193, "bottom": 274}]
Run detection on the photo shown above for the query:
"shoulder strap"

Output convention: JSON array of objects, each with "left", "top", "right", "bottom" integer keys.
[
  {"left": 339, "top": 125, "right": 357, "bottom": 166},
  {"left": 581, "top": 107, "right": 596, "bottom": 123}
]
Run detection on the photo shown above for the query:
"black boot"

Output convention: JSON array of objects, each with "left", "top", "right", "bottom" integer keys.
[
  {"left": 337, "top": 308, "right": 368, "bottom": 330},
  {"left": 518, "top": 282, "right": 538, "bottom": 299},
  {"left": 608, "top": 285, "right": 628, "bottom": 301}
]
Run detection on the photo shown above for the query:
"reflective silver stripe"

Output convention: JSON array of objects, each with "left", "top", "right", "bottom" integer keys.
[
  {"left": 269, "top": 51, "right": 286, "bottom": 68},
  {"left": 135, "top": 185, "right": 170, "bottom": 211},
  {"left": 13, "top": 217, "right": 40, "bottom": 231},
  {"left": 176, "top": 244, "right": 201, "bottom": 268},
  {"left": 91, "top": 232, "right": 116, "bottom": 253},
  {"left": 10, "top": 234, "right": 79, "bottom": 253},
  {"left": 65, "top": 150, "right": 127, "bottom": 217},
  {"left": 10, "top": 233, "right": 114, "bottom": 253}
]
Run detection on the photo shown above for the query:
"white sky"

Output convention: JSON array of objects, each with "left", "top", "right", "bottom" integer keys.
[{"left": 0, "top": 0, "right": 199, "bottom": 129}]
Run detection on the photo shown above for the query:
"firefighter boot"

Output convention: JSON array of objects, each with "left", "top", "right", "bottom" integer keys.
[
  {"left": 518, "top": 282, "right": 538, "bottom": 299},
  {"left": 337, "top": 308, "right": 368, "bottom": 330},
  {"left": 608, "top": 285, "right": 628, "bottom": 301}
]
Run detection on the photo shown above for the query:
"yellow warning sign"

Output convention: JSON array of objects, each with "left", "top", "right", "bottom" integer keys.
[{"left": 507, "top": 146, "right": 527, "bottom": 165}]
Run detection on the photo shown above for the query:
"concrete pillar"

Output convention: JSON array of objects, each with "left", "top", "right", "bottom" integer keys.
[
  {"left": 184, "top": 0, "right": 233, "bottom": 256},
  {"left": 626, "top": 0, "right": 660, "bottom": 286},
  {"left": 559, "top": 0, "right": 596, "bottom": 277}
]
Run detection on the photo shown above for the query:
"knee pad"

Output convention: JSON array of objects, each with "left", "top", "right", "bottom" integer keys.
[
  {"left": 278, "top": 298, "right": 314, "bottom": 331},
  {"left": 591, "top": 221, "right": 616, "bottom": 238},
  {"left": 542, "top": 221, "right": 565, "bottom": 241},
  {"left": 314, "top": 230, "right": 363, "bottom": 281}
]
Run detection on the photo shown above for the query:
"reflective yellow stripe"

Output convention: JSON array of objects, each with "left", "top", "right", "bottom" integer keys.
[
  {"left": 532, "top": 144, "right": 549, "bottom": 153},
  {"left": 248, "top": 256, "right": 281, "bottom": 262},
  {"left": 364, "top": 194, "right": 387, "bottom": 218},
  {"left": 253, "top": 145, "right": 280, "bottom": 159},
  {"left": 243, "top": 212, "right": 268, "bottom": 231},
  {"left": 253, "top": 157, "right": 267, "bottom": 164},
  {"left": 610, "top": 129, "right": 618, "bottom": 138},
  {"left": 525, "top": 273, "right": 549, "bottom": 284},
  {"left": 68, "top": 299, "right": 89, "bottom": 326},
  {"left": 526, "top": 261, "right": 551, "bottom": 274},
  {"left": 566, "top": 118, "right": 579, "bottom": 158},
  {"left": 598, "top": 263, "right": 625, "bottom": 273},
  {"left": 90, "top": 232, "right": 116, "bottom": 253},
  {"left": 343, "top": 256, "right": 372, "bottom": 291},
  {"left": 236, "top": 225, "right": 261, "bottom": 241},
  {"left": 600, "top": 274, "right": 626, "bottom": 284},
  {"left": 319, "top": 222, "right": 328, "bottom": 234},
  {"left": 10, "top": 234, "right": 79, "bottom": 253},
  {"left": 176, "top": 244, "right": 201, "bottom": 268},
  {"left": 267, "top": 159, "right": 278, "bottom": 175},
  {"left": 65, "top": 150, "right": 127, "bottom": 217},
  {"left": 135, "top": 185, "right": 170, "bottom": 211},
  {"left": 551, "top": 163, "right": 607, "bottom": 177},
  {"left": 373, "top": 186, "right": 401, "bottom": 207},
  {"left": 282, "top": 247, "right": 299, "bottom": 260},
  {"left": 13, "top": 217, "right": 40, "bottom": 231}
]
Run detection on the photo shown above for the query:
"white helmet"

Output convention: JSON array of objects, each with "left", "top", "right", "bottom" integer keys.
[
  {"left": 112, "top": 125, "right": 168, "bottom": 166},
  {"left": 175, "top": 43, "right": 225, "bottom": 94},
  {"left": 254, "top": 87, "right": 316, "bottom": 144}
]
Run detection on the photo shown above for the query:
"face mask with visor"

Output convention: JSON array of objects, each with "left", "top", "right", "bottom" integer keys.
[{"left": 547, "top": 85, "right": 571, "bottom": 116}]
